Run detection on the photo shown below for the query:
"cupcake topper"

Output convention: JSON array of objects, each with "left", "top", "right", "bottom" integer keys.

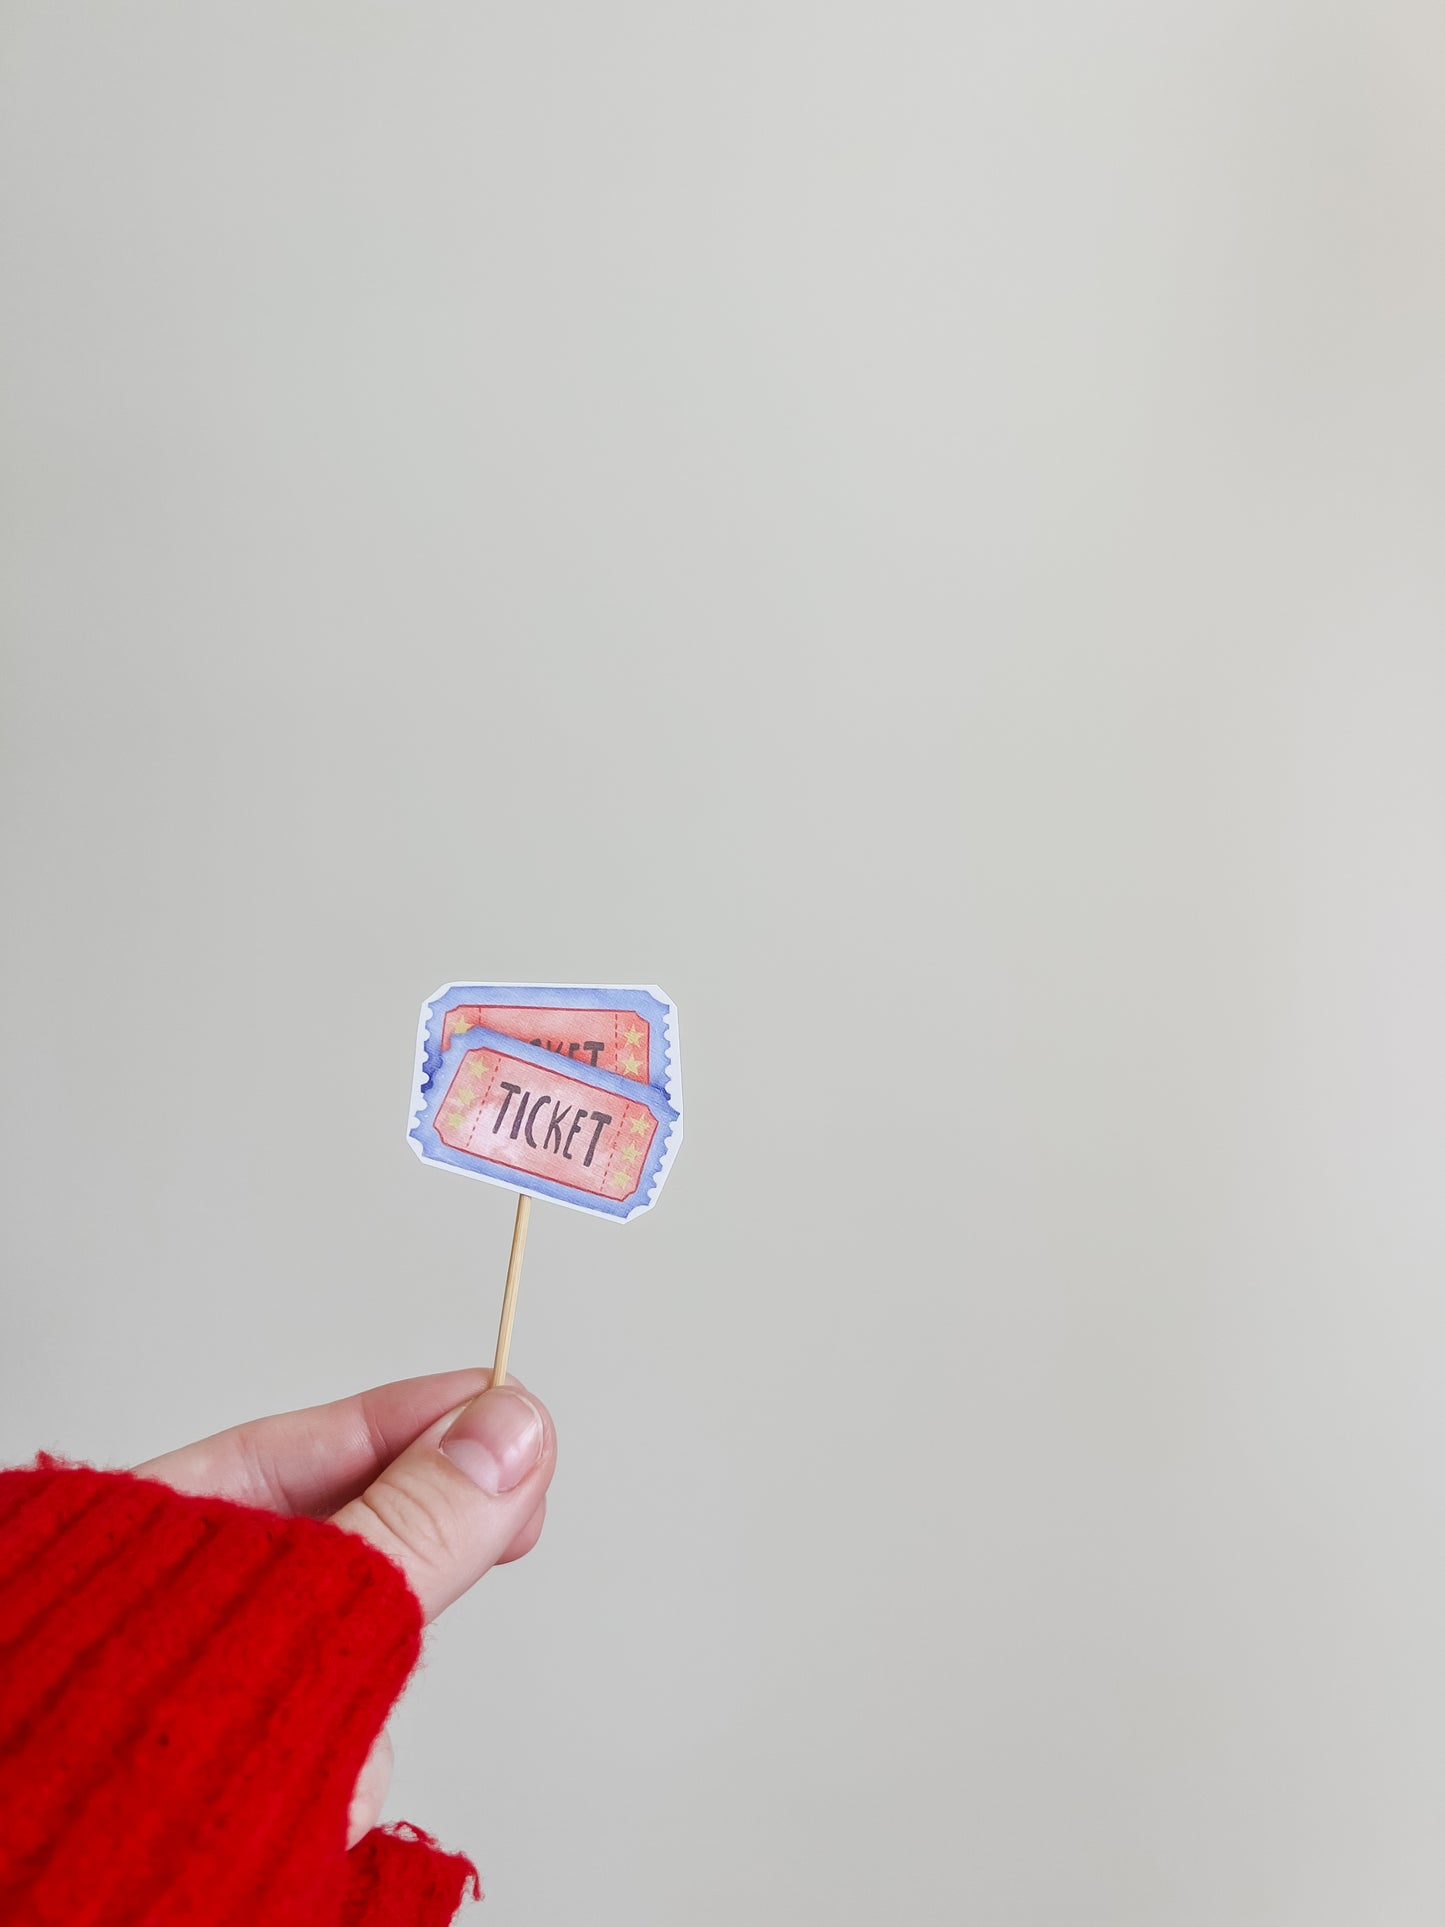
[{"left": 409, "top": 984, "right": 683, "bottom": 1381}]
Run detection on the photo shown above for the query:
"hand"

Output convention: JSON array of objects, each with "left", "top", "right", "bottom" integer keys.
[{"left": 134, "top": 1368, "right": 557, "bottom": 1844}]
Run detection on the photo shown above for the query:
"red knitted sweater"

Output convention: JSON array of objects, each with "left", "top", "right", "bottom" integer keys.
[{"left": 0, "top": 1458, "right": 480, "bottom": 1925}]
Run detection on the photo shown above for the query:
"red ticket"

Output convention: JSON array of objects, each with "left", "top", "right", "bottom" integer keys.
[
  {"left": 441, "top": 1005, "right": 652, "bottom": 1083},
  {"left": 434, "top": 1042, "right": 661, "bottom": 1203}
]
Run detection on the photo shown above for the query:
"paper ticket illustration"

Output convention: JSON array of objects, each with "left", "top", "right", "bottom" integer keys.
[{"left": 409, "top": 983, "right": 682, "bottom": 1222}]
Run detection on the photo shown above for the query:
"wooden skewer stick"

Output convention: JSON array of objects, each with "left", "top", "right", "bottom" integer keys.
[{"left": 491, "top": 1193, "right": 531, "bottom": 1387}]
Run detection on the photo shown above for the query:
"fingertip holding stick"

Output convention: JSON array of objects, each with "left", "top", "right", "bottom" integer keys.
[{"left": 492, "top": 1193, "right": 531, "bottom": 1388}]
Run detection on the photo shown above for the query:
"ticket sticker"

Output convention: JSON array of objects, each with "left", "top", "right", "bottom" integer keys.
[
  {"left": 441, "top": 1005, "right": 651, "bottom": 1083},
  {"left": 409, "top": 1019, "right": 681, "bottom": 1222},
  {"left": 438, "top": 1048, "right": 658, "bottom": 1200},
  {"left": 418, "top": 983, "right": 678, "bottom": 1104}
]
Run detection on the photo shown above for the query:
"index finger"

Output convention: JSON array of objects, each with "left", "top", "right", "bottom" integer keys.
[{"left": 133, "top": 1369, "right": 496, "bottom": 1517}]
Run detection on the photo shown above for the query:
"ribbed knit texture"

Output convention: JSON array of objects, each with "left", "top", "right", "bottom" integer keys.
[{"left": 0, "top": 1459, "right": 480, "bottom": 1926}]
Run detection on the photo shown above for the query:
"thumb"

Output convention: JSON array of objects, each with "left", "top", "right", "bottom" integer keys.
[{"left": 331, "top": 1380, "right": 556, "bottom": 1621}]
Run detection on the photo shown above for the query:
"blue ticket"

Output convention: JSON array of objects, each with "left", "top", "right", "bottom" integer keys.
[
  {"left": 409, "top": 1020, "right": 681, "bottom": 1222},
  {"left": 415, "top": 983, "right": 679, "bottom": 1102}
]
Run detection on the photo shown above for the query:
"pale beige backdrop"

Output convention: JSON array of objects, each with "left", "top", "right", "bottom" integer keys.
[{"left": 3, "top": 5, "right": 1445, "bottom": 1923}]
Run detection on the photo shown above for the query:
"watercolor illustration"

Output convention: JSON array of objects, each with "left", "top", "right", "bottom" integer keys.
[{"left": 409, "top": 983, "right": 682, "bottom": 1223}]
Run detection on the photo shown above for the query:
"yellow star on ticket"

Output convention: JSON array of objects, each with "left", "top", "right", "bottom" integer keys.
[
  {"left": 620, "top": 1143, "right": 639, "bottom": 1164},
  {"left": 451, "top": 1016, "right": 475, "bottom": 1036},
  {"left": 623, "top": 1025, "right": 644, "bottom": 1048},
  {"left": 628, "top": 1116, "right": 648, "bottom": 1137},
  {"left": 619, "top": 1052, "right": 643, "bottom": 1076},
  {"left": 612, "top": 1168, "right": 631, "bottom": 1189}
]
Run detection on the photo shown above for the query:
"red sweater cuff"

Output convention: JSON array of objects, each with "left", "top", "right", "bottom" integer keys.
[{"left": 0, "top": 1459, "right": 478, "bottom": 1926}]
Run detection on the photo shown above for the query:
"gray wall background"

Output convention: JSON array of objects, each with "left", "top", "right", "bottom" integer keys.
[{"left": 3, "top": 5, "right": 1444, "bottom": 1922}]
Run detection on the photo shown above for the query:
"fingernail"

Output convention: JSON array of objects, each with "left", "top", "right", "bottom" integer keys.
[{"left": 439, "top": 1388, "right": 545, "bottom": 1495}]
